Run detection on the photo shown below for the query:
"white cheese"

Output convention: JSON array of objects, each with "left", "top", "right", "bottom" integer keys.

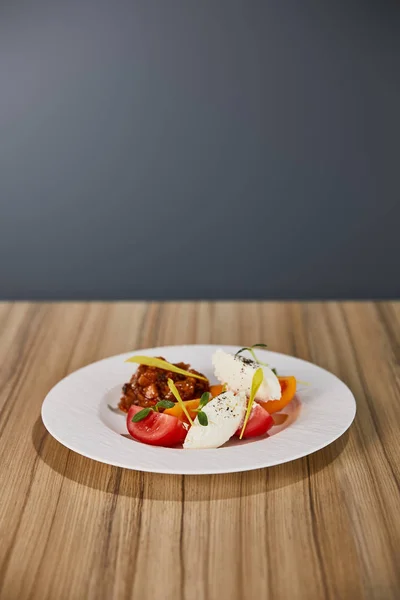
[
  {"left": 183, "top": 391, "right": 246, "bottom": 449},
  {"left": 212, "top": 349, "right": 281, "bottom": 401}
]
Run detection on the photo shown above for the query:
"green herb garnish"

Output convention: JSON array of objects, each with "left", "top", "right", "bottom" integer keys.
[
  {"left": 155, "top": 399, "right": 175, "bottom": 411},
  {"left": 167, "top": 378, "right": 194, "bottom": 426},
  {"left": 125, "top": 355, "right": 208, "bottom": 381},
  {"left": 239, "top": 368, "right": 264, "bottom": 439},
  {"left": 197, "top": 411, "right": 208, "bottom": 426},
  {"left": 271, "top": 368, "right": 278, "bottom": 376},
  {"left": 132, "top": 407, "right": 152, "bottom": 422},
  {"left": 236, "top": 343, "right": 269, "bottom": 366},
  {"left": 196, "top": 393, "right": 210, "bottom": 426},
  {"left": 198, "top": 392, "right": 210, "bottom": 410},
  {"left": 131, "top": 399, "right": 175, "bottom": 421}
]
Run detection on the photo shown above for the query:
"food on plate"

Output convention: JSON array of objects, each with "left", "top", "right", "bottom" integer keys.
[
  {"left": 260, "top": 376, "right": 297, "bottom": 414},
  {"left": 209, "top": 384, "right": 225, "bottom": 397},
  {"left": 183, "top": 391, "right": 247, "bottom": 449},
  {"left": 122, "top": 345, "right": 298, "bottom": 449},
  {"left": 119, "top": 356, "right": 209, "bottom": 412},
  {"left": 212, "top": 349, "right": 281, "bottom": 401},
  {"left": 237, "top": 366, "right": 264, "bottom": 439},
  {"left": 164, "top": 398, "right": 201, "bottom": 423},
  {"left": 127, "top": 404, "right": 188, "bottom": 446},
  {"left": 235, "top": 403, "right": 274, "bottom": 439}
]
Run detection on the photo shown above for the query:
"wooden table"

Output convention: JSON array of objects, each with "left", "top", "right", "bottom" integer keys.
[{"left": 0, "top": 302, "right": 399, "bottom": 600}]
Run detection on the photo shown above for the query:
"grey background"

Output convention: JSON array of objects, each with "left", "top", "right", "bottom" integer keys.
[{"left": 1, "top": 0, "right": 399, "bottom": 300}]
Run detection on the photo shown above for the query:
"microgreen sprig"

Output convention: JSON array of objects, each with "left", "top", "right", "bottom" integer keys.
[
  {"left": 154, "top": 399, "right": 175, "bottom": 411},
  {"left": 197, "top": 411, "right": 208, "bottom": 426},
  {"left": 198, "top": 392, "right": 210, "bottom": 410},
  {"left": 235, "top": 343, "right": 269, "bottom": 366},
  {"left": 132, "top": 407, "right": 152, "bottom": 422},
  {"left": 239, "top": 367, "right": 264, "bottom": 439},
  {"left": 196, "top": 392, "right": 210, "bottom": 426},
  {"left": 131, "top": 399, "right": 176, "bottom": 422}
]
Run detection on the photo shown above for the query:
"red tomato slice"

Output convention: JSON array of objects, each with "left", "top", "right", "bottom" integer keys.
[
  {"left": 235, "top": 403, "right": 274, "bottom": 439},
  {"left": 127, "top": 405, "right": 188, "bottom": 447}
]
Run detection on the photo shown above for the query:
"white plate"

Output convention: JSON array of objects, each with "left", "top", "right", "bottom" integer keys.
[{"left": 41, "top": 345, "right": 356, "bottom": 475}]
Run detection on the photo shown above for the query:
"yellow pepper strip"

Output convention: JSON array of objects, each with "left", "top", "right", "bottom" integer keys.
[
  {"left": 167, "top": 379, "right": 194, "bottom": 426},
  {"left": 239, "top": 368, "right": 264, "bottom": 440},
  {"left": 125, "top": 355, "right": 208, "bottom": 381}
]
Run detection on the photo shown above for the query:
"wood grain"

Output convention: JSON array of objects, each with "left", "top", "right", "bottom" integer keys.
[{"left": 0, "top": 302, "right": 399, "bottom": 600}]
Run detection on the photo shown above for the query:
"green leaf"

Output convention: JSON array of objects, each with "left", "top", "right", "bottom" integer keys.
[
  {"left": 235, "top": 347, "right": 251, "bottom": 356},
  {"left": 132, "top": 407, "right": 152, "bottom": 422},
  {"left": 167, "top": 379, "right": 194, "bottom": 426},
  {"left": 197, "top": 411, "right": 208, "bottom": 426},
  {"left": 251, "top": 344, "right": 269, "bottom": 367},
  {"left": 249, "top": 348, "right": 260, "bottom": 364},
  {"left": 199, "top": 392, "right": 210, "bottom": 409},
  {"left": 155, "top": 399, "right": 176, "bottom": 410},
  {"left": 271, "top": 367, "right": 278, "bottom": 376},
  {"left": 235, "top": 345, "right": 268, "bottom": 367},
  {"left": 125, "top": 356, "right": 208, "bottom": 381},
  {"left": 240, "top": 367, "right": 264, "bottom": 439},
  {"left": 236, "top": 343, "right": 267, "bottom": 356}
]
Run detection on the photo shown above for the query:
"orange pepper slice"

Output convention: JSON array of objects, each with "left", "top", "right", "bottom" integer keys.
[
  {"left": 164, "top": 398, "right": 201, "bottom": 423},
  {"left": 259, "top": 376, "right": 297, "bottom": 413},
  {"left": 210, "top": 384, "right": 225, "bottom": 398}
]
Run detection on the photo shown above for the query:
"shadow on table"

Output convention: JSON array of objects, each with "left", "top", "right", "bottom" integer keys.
[{"left": 32, "top": 416, "right": 350, "bottom": 502}]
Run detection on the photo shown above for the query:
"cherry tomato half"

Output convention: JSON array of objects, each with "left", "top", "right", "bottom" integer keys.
[
  {"left": 127, "top": 405, "right": 188, "bottom": 447},
  {"left": 235, "top": 403, "right": 274, "bottom": 439}
]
